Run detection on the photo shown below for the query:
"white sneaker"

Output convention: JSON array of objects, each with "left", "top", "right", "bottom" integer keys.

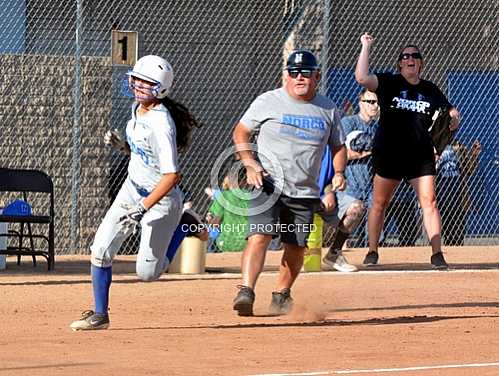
[
  {"left": 70, "top": 310, "right": 110, "bottom": 331},
  {"left": 323, "top": 252, "right": 358, "bottom": 272}
]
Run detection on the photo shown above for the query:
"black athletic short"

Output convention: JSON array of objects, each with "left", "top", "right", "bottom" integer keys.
[
  {"left": 247, "top": 187, "right": 320, "bottom": 247},
  {"left": 373, "top": 154, "right": 436, "bottom": 181}
]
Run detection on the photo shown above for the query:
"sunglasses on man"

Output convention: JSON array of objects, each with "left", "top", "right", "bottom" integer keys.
[
  {"left": 361, "top": 99, "right": 378, "bottom": 105},
  {"left": 399, "top": 52, "right": 422, "bottom": 61},
  {"left": 287, "top": 69, "right": 314, "bottom": 78}
]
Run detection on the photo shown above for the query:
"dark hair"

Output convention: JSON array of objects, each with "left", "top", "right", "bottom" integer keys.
[
  {"left": 397, "top": 44, "right": 423, "bottom": 61},
  {"left": 395, "top": 44, "right": 423, "bottom": 72},
  {"left": 160, "top": 96, "right": 202, "bottom": 151}
]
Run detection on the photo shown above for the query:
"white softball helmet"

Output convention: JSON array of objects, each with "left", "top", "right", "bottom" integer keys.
[{"left": 127, "top": 55, "right": 173, "bottom": 99}]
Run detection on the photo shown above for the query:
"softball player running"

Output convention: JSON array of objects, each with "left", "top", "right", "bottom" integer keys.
[{"left": 70, "top": 55, "right": 200, "bottom": 330}]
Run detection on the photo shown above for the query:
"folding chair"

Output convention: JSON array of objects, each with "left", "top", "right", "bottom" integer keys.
[{"left": 0, "top": 168, "right": 55, "bottom": 270}]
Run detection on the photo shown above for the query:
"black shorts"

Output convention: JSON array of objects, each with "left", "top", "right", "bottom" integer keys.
[
  {"left": 247, "top": 187, "right": 320, "bottom": 247},
  {"left": 373, "top": 154, "right": 436, "bottom": 181}
]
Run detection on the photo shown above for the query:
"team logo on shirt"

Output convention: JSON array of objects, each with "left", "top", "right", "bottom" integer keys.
[
  {"left": 127, "top": 135, "right": 150, "bottom": 165},
  {"left": 282, "top": 114, "right": 325, "bottom": 130},
  {"left": 280, "top": 114, "right": 326, "bottom": 141},
  {"left": 391, "top": 95, "right": 430, "bottom": 114}
]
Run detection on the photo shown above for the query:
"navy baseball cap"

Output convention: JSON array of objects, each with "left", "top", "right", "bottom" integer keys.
[{"left": 286, "top": 49, "right": 319, "bottom": 70}]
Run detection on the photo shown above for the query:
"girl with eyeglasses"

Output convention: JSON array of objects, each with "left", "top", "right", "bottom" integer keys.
[{"left": 355, "top": 33, "right": 460, "bottom": 269}]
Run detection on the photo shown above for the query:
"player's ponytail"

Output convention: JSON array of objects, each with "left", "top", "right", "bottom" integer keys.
[{"left": 160, "top": 97, "right": 202, "bottom": 151}]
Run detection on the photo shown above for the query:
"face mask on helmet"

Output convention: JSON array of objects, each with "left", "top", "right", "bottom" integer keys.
[
  {"left": 125, "top": 55, "right": 174, "bottom": 101},
  {"left": 128, "top": 76, "right": 161, "bottom": 102}
]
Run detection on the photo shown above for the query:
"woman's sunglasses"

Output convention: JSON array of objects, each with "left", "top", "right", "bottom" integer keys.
[{"left": 399, "top": 52, "right": 422, "bottom": 61}]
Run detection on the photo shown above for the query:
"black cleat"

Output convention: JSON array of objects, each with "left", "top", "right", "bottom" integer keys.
[
  {"left": 431, "top": 252, "right": 449, "bottom": 270},
  {"left": 269, "top": 288, "right": 293, "bottom": 315},
  {"left": 363, "top": 251, "right": 379, "bottom": 266},
  {"left": 233, "top": 285, "right": 255, "bottom": 316}
]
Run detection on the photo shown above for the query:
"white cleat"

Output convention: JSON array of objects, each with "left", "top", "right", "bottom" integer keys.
[
  {"left": 323, "top": 252, "right": 358, "bottom": 272},
  {"left": 70, "top": 310, "right": 110, "bottom": 331}
]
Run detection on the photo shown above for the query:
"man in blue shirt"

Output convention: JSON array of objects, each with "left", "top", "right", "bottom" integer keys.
[
  {"left": 342, "top": 90, "right": 378, "bottom": 202},
  {"left": 341, "top": 90, "right": 379, "bottom": 247}
]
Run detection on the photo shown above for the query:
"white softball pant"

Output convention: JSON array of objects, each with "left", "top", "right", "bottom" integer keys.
[{"left": 90, "top": 177, "right": 182, "bottom": 281}]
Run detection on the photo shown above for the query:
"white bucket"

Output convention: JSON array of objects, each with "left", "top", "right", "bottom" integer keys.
[{"left": 168, "top": 237, "right": 206, "bottom": 274}]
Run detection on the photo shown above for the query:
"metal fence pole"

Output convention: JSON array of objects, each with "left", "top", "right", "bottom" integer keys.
[
  {"left": 70, "top": 0, "right": 83, "bottom": 253},
  {"left": 321, "top": 0, "right": 331, "bottom": 96}
]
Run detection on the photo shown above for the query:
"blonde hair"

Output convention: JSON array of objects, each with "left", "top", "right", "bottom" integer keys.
[{"left": 222, "top": 175, "right": 231, "bottom": 190}]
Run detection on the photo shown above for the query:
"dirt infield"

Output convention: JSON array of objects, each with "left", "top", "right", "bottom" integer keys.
[{"left": 1, "top": 245, "right": 499, "bottom": 376}]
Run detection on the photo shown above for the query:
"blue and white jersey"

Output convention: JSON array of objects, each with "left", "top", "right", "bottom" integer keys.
[{"left": 126, "top": 102, "right": 178, "bottom": 194}]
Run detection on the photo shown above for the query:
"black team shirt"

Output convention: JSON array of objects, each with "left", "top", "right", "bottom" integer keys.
[{"left": 374, "top": 73, "right": 451, "bottom": 164}]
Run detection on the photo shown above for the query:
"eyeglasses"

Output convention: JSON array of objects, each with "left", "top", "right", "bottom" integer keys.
[
  {"left": 288, "top": 69, "right": 314, "bottom": 78},
  {"left": 399, "top": 52, "right": 422, "bottom": 60},
  {"left": 361, "top": 99, "right": 378, "bottom": 105}
]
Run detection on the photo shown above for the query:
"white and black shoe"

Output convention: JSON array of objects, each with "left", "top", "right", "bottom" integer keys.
[
  {"left": 70, "top": 310, "right": 110, "bottom": 331},
  {"left": 323, "top": 250, "right": 358, "bottom": 272}
]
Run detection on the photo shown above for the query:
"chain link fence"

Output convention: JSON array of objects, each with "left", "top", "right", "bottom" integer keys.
[{"left": 0, "top": 0, "right": 497, "bottom": 255}]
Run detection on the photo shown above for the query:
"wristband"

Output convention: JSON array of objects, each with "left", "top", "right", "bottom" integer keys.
[{"left": 139, "top": 200, "right": 149, "bottom": 213}]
